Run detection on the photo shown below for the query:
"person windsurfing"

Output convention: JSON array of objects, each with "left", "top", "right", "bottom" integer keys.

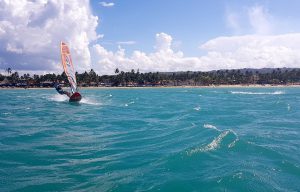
[
  {"left": 58, "top": 42, "right": 82, "bottom": 102},
  {"left": 54, "top": 82, "right": 71, "bottom": 98}
]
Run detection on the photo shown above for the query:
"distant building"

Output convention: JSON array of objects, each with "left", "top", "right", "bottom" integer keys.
[
  {"left": 40, "top": 81, "right": 54, "bottom": 87},
  {"left": 0, "top": 78, "right": 12, "bottom": 87}
]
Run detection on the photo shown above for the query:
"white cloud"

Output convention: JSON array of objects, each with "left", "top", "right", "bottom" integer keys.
[
  {"left": 0, "top": 0, "right": 98, "bottom": 73},
  {"left": 154, "top": 33, "right": 172, "bottom": 52},
  {"left": 226, "top": 5, "right": 274, "bottom": 35},
  {"left": 91, "top": 32, "right": 300, "bottom": 74},
  {"left": 99, "top": 2, "right": 114, "bottom": 7},
  {"left": 248, "top": 5, "right": 273, "bottom": 34},
  {"left": 200, "top": 34, "right": 300, "bottom": 69},
  {"left": 117, "top": 41, "right": 136, "bottom": 45},
  {"left": 91, "top": 32, "right": 198, "bottom": 74},
  {"left": 1, "top": 2, "right": 299, "bottom": 76},
  {"left": 225, "top": 11, "right": 241, "bottom": 34}
]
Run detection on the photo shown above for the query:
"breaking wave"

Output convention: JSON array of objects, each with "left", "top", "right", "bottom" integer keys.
[
  {"left": 187, "top": 128, "right": 239, "bottom": 155},
  {"left": 203, "top": 124, "right": 219, "bottom": 131},
  {"left": 48, "top": 94, "right": 101, "bottom": 105},
  {"left": 48, "top": 94, "right": 68, "bottom": 102},
  {"left": 194, "top": 106, "right": 201, "bottom": 111},
  {"left": 124, "top": 101, "right": 135, "bottom": 107},
  {"left": 230, "top": 91, "right": 284, "bottom": 95},
  {"left": 80, "top": 97, "right": 101, "bottom": 106}
]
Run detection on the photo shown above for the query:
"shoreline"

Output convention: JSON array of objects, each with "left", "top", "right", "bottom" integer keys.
[{"left": 1, "top": 84, "right": 300, "bottom": 90}]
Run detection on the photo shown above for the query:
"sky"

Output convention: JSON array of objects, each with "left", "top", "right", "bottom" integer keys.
[{"left": 1, "top": 0, "right": 300, "bottom": 75}]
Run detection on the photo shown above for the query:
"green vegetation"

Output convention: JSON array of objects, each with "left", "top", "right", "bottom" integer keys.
[{"left": 1, "top": 68, "right": 300, "bottom": 87}]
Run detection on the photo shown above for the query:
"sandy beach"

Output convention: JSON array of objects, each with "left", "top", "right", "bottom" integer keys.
[{"left": 1, "top": 84, "right": 300, "bottom": 90}]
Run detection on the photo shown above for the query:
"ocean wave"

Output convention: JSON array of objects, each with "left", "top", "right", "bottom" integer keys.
[
  {"left": 124, "top": 101, "right": 135, "bottom": 107},
  {"left": 80, "top": 98, "right": 101, "bottom": 106},
  {"left": 48, "top": 94, "right": 68, "bottom": 102},
  {"left": 230, "top": 91, "right": 284, "bottom": 95},
  {"left": 193, "top": 106, "right": 201, "bottom": 111},
  {"left": 17, "top": 95, "right": 32, "bottom": 98},
  {"left": 2, "top": 112, "right": 12, "bottom": 115},
  {"left": 203, "top": 124, "right": 218, "bottom": 131},
  {"left": 187, "top": 129, "right": 239, "bottom": 155},
  {"left": 48, "top": 94, "right": 101, "bottom": 105}
]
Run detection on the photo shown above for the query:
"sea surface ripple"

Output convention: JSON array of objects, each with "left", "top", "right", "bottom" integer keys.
[{"left": 1, "top": 87, "right": 300, "bottom": 191}]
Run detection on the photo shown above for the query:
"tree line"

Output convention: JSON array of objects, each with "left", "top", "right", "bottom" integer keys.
[{"left": 1, "top": 67, "right": 300, "bottom": 87}]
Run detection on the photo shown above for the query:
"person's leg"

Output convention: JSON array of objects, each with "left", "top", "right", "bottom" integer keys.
[{"left": 63, "top": 91, "right": 71, "bottom": 98}]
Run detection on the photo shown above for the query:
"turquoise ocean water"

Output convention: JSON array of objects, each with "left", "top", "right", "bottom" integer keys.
[{"left": 1, "top": 87, "right": 300, "bottom": 191}]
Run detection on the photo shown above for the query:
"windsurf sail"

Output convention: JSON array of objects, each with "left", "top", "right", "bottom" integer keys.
[{"left": 60, "top": 42, "right": 77, "bottom": 94}]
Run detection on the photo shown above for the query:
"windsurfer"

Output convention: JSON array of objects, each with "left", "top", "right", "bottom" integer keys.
[
  {"left": 54, "top": 83, "right": 71, "bottom": 97},
  {"left": 59, "top": 42, "right": 82, "bottom": 102}
]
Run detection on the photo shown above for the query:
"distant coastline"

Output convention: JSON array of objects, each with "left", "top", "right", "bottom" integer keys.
[
  {"left": 1, "top": 67, "right": 300, "bottom": 89},
  {"left": 1, "top": 84, "right": 300, "bottom": 90}
]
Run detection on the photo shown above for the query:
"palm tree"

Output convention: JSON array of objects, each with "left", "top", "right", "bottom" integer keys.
[
  {"left": 89, "top": 69, "right": 97, "bottom": 84},
  {"left": 6, "top": 68, "right": 12, "bottom": 76},
  {"left": 11, "top": 72, "right": 19, "bottom": 83}
]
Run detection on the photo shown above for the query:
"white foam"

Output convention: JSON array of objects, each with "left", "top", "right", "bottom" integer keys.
[
  {"left": 80, "top": 98, "right": 101, "bottom": 106},
  {"left": 124, "top": 101, "right": 135, "bottom": 107},
  {"left": 230, "top": 91, "right": 284, "bottom": 95},
  {"left": 203, "top": 124, "right": 218, "bottom": 130},
  {"left": 188, "top": 130, "right": 230, "bottom": 155},
  {"left": 194, "top": 106, "right": 201, "bottom": 111},
  {"left": 17, "top": 95, "right": 32, "bottom": 98},
  {"left": 187, "top": 129, "right": 239, "bottom": 155},
  {"left": 48, "top": 94, "right": 101, "bottom": 105},
  {"left": 48, "top": 94, "right": 68, "bottom": 102},
  {"left": 227, "top": 130, "right": 239, "bottom": 148}
]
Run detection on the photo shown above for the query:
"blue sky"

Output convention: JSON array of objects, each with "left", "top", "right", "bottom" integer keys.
[
  {"left": 91, "top": 0, "right": 300, "bottom": 55},
  {"left": 1, "top": 0, "right": 300, "bottom": 74},
  {"left": 92, "top": 0, "right": 229, "bottom": 55},
  {"left": 93, "top": 0, "right": 227, "bottom": 55}
]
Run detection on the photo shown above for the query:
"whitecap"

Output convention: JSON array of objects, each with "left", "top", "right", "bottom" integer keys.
[
  {"left": 187, "top": 129, "right": 239, "bottom": 155},
  {"left": 49, "top": 94, "right": 101, "bottom": 105},
  {"left": 48, "top": 94, "right": 68, "bottom": 102},
  {"left": 230, "top": 91, "right": 284, "bottom": 95},
  {"left": 124, "top": 101, "right": 135, "bottom": 107},
  {"left": 203, "top": 124, "right": 218, "bottom": 130},
  {"left": 17, "top": 95, "right": 32, "bottom": 98},
  {"left": 194, "top": 106, "right": 201, "bottom": 111},
  {"left": 80, "top": 98, "right": 101, "bottom": 106},
  {"left": 227, "top": 129, "right": 239, "bottom": 148},
  {"left": 188, "top": 130, "right": 230, "bottom": 155}
]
